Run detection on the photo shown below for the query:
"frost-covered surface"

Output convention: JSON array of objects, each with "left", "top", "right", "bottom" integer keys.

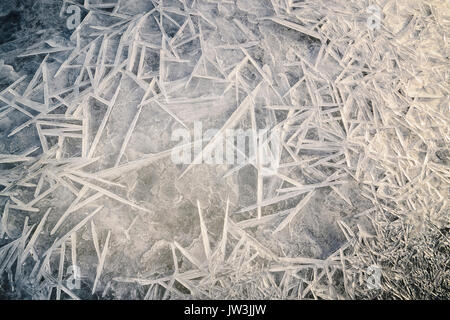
[{"left": 0, "top": 0, "right": 449, "bottom": 300}]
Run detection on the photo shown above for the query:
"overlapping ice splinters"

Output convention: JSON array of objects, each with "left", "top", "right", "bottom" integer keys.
[{"left": 0, "top": 0, "right": 448, "bottom": 299}]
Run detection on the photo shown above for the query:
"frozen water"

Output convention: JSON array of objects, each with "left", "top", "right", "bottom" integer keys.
[{"left": 0, "top": 0, "right": 448, "bottom": 299}]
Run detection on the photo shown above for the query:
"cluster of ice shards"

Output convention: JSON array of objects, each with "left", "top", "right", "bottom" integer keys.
[{"left": 0, "top": 0, "right": 449, "bottom": 299}]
